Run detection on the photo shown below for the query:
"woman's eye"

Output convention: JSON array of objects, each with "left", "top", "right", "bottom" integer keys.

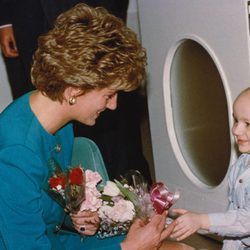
[
  {"left": 105, "top": 95, "right": 112, "bottom": 100},
  {"left": 246, "top": 122, "right": 250, "bottom": 127},
  {"left": 105, "top": 93, "right": 116, "bottom": 100}
]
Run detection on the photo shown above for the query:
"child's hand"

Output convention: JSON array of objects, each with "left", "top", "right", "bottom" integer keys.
[{"left": 170, "top": 209, "right": 209, "bottom": 241}]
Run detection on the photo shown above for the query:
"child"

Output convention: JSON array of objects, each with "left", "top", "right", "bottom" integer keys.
[{"left": 171, "top": 87, "right": 250, "bottom": 250}]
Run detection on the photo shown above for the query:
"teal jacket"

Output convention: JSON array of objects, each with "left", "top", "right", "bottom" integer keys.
[{"left": 0, "top": 92, "right": 123, "bottom": 249}]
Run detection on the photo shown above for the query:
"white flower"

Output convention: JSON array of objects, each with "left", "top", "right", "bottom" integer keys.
[
  {"left": 54, "top": 185, "right": 63, "bottom": 191},
  {"left": 103, "top": 181, "right": 120, "bottom": 197},
  {"left": 112, "top": 200, "right": 135, "bottom": 222},
  {"left": 98, "top": 199, "right": 135, "bottom": 223},
  {"left": 98, "top": 204, "right": 113, "bottom": 220}
]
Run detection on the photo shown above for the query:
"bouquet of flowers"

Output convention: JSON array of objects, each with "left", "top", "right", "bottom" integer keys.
[
  {"left": 47, "top": 161, "right": 179, "bottom": 239},
  {"left": 97, "top": 170, "right": 180, "bottom": 239}
]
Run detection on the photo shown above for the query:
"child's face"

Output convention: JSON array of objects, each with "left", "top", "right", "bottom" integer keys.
[{"left": 232, "top": 91, "right": 250, "bottom": 153}]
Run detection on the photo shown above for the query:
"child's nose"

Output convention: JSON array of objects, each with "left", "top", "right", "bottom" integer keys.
[{"left": 232, "top": 124, "right": 242, "bottom": 136}]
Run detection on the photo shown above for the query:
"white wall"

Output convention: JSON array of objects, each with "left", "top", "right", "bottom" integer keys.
[
  {"left": 127, "top": 0, "right": 140, "bottom": 37},
  {"left": 0, "top": 54, "right": 12, "bottom": 112}
]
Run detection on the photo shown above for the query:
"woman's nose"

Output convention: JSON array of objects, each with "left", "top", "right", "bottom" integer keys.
[{"left": 106, "top": 94, "right": 117, "bottom": 110}]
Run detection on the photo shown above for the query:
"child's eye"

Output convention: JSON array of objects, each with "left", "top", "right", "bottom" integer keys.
[
  {"left": 246, "top": 122, "right": 250, "bottom": 127},
  {"left": 233, "top": 118, "right": 238, "bottom": 124}
]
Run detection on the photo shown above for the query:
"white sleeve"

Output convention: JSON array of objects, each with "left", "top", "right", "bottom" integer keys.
[
  {"left": 0, "top": 24, "right": 12, "bottom": 29},
  {"left": 209, "top": 208, "right": 250, "bottom": 237}
]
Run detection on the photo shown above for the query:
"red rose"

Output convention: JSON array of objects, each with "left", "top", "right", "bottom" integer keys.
[
  {"left": 69, "top": 167, "right": 84, "bottom": 185},
  {"left": 49, "top": 176, "right": 65, "bottom": 190}
]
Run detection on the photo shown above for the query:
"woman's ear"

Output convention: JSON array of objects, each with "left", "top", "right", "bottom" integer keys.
[
  {"left": 64, "top": 87, "right": 83, "bottom": 100},
  {"left": 63, "top": 87, "right": 81, "bottom": 106}
]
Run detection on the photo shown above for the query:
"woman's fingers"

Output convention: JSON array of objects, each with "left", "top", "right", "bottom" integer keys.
[
  {"left": 70, "top": 210, "right": 94, "bottom": 218},
  {"left": 149, "top": 212, "right": 166, "bottom": 231},
  {"left": 160, "top": 220, "right": 176, "bottom": 241},
  {"left": 71, "top": 210, "right": 100, "bottom": 224},
  {"left": 70, "top": 210, "right": 100, "bottom": 235},
  {"left": 72, "top": 215, "right": 99, "bottom": 225},
  {"left": 76, "top": 223, "right": 98, "bottom": 236}
]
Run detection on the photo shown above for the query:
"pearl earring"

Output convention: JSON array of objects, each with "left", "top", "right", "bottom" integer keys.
[{"left": 68, "top": 96, "right": 76, "bottom": 105}]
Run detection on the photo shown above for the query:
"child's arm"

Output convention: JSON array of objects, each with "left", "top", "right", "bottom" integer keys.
[{"left": 170, "top": 209, "right": 210, "bottom": 241}]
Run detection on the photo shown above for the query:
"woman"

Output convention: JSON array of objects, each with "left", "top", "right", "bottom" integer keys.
[{"left": 0, "top": 4, "right": 192, "bottom": 250}]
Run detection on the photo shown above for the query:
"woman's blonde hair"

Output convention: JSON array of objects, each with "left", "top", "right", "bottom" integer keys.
[{"left": 31, "top": 3, "right": 147, "bottom": 101}]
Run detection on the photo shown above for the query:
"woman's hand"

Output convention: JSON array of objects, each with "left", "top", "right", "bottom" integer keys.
[
  {"left": 70, "top": 210, "right": 100, "bottom": 236},
  {"left": 170, "top": 209, "right": 209, "bottom": 241},
  {"left": 121, "top": 212, "right": 176, "bottom": 250}
]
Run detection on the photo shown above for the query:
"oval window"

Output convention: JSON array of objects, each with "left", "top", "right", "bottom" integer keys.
[{"left": 168, "top": 39, "right": 231, "bottom": 186}]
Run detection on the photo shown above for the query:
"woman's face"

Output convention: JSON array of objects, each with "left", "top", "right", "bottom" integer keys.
[{"left": 71, "top": 87, "right": 118, "bottom": 126}]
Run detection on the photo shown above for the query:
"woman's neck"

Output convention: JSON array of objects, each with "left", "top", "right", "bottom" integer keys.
[{"left": 29, "top": 91, "right": 70, "bottom": 135}]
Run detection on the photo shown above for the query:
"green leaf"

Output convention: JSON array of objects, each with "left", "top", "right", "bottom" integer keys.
[
  {"left": 114, "top": 180, "right": 138, "bottom": 205},
  {"left": 101, "top": 195, "right": 113, "bottom": 202}
]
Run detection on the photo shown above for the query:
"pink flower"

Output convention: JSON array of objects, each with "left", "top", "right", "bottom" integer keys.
[
  {"left": 85, "top": 170, "right": 102, "bottom": 188},
  {"left": 80, "top": 171, "right": 102, "bottom": 212},
  {"left": 80, "top": 187, "right": 102, "bottom": 211}
]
